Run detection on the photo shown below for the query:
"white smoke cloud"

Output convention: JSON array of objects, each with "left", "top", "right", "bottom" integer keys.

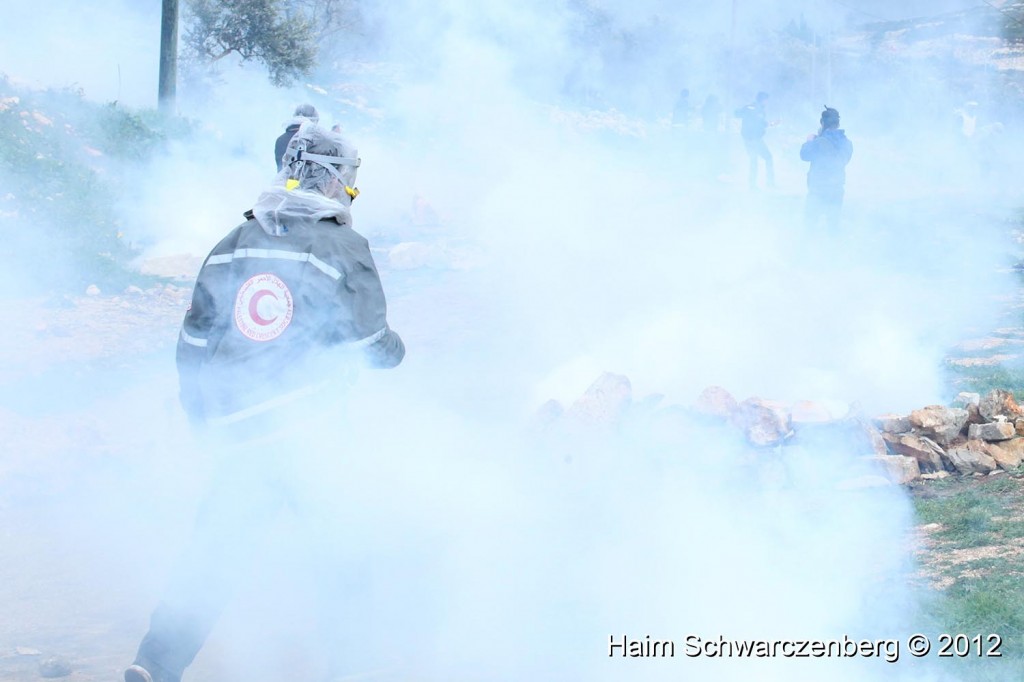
[{"left": 1, "top": 1, "right": 1021, "bottom": 681}]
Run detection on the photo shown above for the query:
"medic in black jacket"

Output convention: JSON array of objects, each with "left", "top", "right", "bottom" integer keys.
[
  {"left": 124, "top": 122, "right": 404, "bottom": 682},
  {"left": 178, "top": 121, "right": 404, "bottom": 429}
]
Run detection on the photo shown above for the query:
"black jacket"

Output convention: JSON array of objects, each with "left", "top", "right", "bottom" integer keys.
[
  {"left": 800, "top": 128, "right": 853, "bottom": 196},
  {"left": 735, "top": 103, "right": 767, "bottom": 140},
  {"left": 176, "top": 211, "right": 404, "bottom": 426}
]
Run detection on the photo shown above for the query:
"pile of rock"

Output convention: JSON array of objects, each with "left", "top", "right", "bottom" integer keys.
[
  {"left": 536, "top": 373, "right": 1024, "bottom": 485},
  {"left": 699, "top": 385, "right": 1024, "bottom": 483},
  {"left": 875, "top": 390, "right": 1024, "bottom": 480}
]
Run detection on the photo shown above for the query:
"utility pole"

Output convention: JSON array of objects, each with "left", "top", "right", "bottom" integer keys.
[
  {"left": 158, "top": 0, "right": 179, "bottom": 114},
  {"left": 728, "top": 0, "right": 738, "bottom": 100}
]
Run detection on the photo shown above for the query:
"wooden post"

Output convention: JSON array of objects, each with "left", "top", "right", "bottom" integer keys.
[{"left": 158, "top": 0, "right": 179, "bottom": 113}]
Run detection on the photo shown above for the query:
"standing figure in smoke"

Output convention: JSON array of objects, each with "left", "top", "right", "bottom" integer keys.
[
  {"left": 672, "top": 87, "right": 692, "bottom": 127},
  {"left": 734, "top": 91, "right": 775, "bottom": 190},
  {"left": 275, "top": 103, "right": 319, "bottom": 171},
  {"left": 125, "top": 121, "right": 404, "bottom": 682},
  {"left": 800, "top": 106, "right": 853, "bottom": 230}
]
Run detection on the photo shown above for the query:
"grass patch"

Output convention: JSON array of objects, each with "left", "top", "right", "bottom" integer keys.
[
  {"left": 0, "top": 76, "right": 194, "bottom": 293},
  {"left": 914, "top": 477, "right": 1024, "bottom": 670},
  {"left": 915, "top": 487, "right": 1004, "bottom": 544},
  {"left": 943, "top": 363, "right": 1024, "bottom": 402}
]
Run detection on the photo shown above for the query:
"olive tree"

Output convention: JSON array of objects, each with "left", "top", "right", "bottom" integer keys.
[{"left": 183, "top": 0, "right": 318, "bottom": 87}]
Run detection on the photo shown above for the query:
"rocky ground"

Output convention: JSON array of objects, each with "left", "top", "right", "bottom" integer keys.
[{"left": 2, "top": 218, "right": 1024, "bottom": 680}]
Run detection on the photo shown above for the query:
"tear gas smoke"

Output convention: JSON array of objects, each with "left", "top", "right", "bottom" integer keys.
[{"left": 1, "top": 1, "right": 1021, "bottom": 681}]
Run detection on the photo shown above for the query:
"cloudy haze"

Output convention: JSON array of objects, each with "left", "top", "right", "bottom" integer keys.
[{"left": 1, "top": 1, "right": 1021, "bottom": 680}]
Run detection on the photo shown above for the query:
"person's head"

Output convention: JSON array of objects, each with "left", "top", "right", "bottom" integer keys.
[
  {"left": 820, "top": 106, "right": 840, "bottom": 129},
  {"left": 293, "top": 103, "right": 319, "bottom": 123},
  {"left": 281, "top": 121, "right": 359, "bottom": 203}
]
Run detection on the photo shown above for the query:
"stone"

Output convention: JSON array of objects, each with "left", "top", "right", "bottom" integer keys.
[
  {"left": 921, "top": 471, "right": 951, "bottom": 480},
  {"left": 789, "top": 414, "right": 886, "bottom": 458},
  {"left": 853, "top": 416, "right": 890, "bottom": 456},
  {"left": 874, "top": 414, "right": 912, "bottom": 434},
  {"left": 999, "top": 437, "right": 1024, "bottom": 464},
  {"left": 979, "top": 389, "right": 1024, "bottom": 422},
  {"left": 388, "top": 242, "right": 449, "bottom": 270},
  {"left": 865, "top": 455, "right": 921, "bottom": 484},
  {"left": 883, "top": 433, "right": 946, "bottom": 473},
  {"left": 1016, "top": 419, "right": 1024, "bottom": 437},
  {"left": 987, "top": 436, "right": 1024, "bottom": 466},
  {"left": 953, "top": 392, "right": 981, "bottom": 408},
  {"left": 790, "top": 400, "right": 832, "bottom": 424},
  {"left": 629, "top": 393, "right": 664, "bottom": 416},
  {"left": 532, "top": 399, "right": 563, "bottom": 430},
  {"left": 39, "top": 657, "right": 71, "bottom": 678},
  {"left": 988, "top": 439, "right": 1024, "bottom": 470},
  {"left": 909, "top": 405, "right": 968, "bottom": 446},
  {"left": 967, "top": 421, "right": 1016, "bottom": 442},
  {"left": 965, "top": 402, "right": 984, "bottom": 425},
  {"left": 732, "top": 398, "right": 791, "bottom": 447},
  {"left": 139, "top": 254, "right": 203, "bottom": 280},
  {"left": 944, "top": 440, "right": 998, "bottom": 475},
  {"left": 564, "top": 373, "right": 632, "bottom": 427},
  {"left": 694, "top": 386, "right": 737, "bottom": 419}
]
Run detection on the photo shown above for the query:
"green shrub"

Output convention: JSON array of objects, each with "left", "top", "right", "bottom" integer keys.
[{"left": 0, "top": 76, "right": 194, "bottom": 292}]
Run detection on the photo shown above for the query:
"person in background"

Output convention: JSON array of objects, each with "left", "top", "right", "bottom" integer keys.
[
  {"left": 274, "top": 103, "right": 319, "bottom": 171},
  {"left": 700, "top": 94, "right": 726, "bottom": 177},
  {"left": 701, "top": 94, "right": 721, "bottom": 133},
  {"left": 672, "top": 88, "right": 691, "bottom": 127},
  {"left": 800, "top": 106, "right": 853, "bottom": 230},
  {"left": 734, "top": 91, "right": 775, "bottom": 190},
  {"left": 126, "top": 121, "right": 403, "bottom": 682}
]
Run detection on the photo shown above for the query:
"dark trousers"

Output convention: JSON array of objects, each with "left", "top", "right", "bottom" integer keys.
[
  {"left": 743, "top": 137, "right": 774, "bottom": 188},
  {"left": 133, "top": 434, "right": 290, "bottom": 681},
  {"left": 133, "top": 401, "right": 358, "bottom": 682},
  {"left": 805, "top": 189, "right": 845, "bottom": 231}
]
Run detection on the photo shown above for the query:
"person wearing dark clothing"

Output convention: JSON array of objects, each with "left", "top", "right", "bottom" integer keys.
[
  {"left": 701, "top": 94, "right": 721, "bottom": 133},
  {"left": 734, "top": 91, "right": 774, "bottom": 189},
  {"left": 672, "top": 88, "right": 691, "bottom": 126},
  {"left": 274, "top": 103, "right": 320, "bottom": 171},
  {"left": 126, "top": 121, "right": 403, "bottom": 682},
  {"left": 800, "top": 106, "right": 853, "bottom": 230}
]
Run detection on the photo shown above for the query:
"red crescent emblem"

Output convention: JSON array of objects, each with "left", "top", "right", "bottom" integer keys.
[
  {"left": 248, "top": 289, "right": 278, "bottom": 326},
  {"left": 234, "top": 273, "right": 293, "bottom": 342}
]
